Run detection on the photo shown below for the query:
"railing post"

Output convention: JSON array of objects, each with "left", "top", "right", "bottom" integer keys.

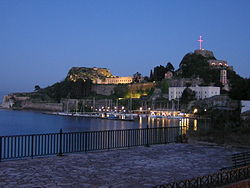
[
  {"left": 128, "top": 129, "right": 130, "bottom": 148},
  {"left": 0, "top": 136, "right": 2, "bottom": 162},
  {"left": 107, "top": 131, "right": 110, "bottom": 151},
  {"left": 145, "top": 124, "right": 150, "bottom": 147},
  {"left": 180, "top": 124, "right": 183, "bottom": 143},
  {"left": 31, "top": 135, "right": 34, "bottom": 159},
  {"left": 84, "top": 132, "right": 87, "bottom": 152},
  {"left": 58, "top": 129, "right": 63, "bottom": 156}
]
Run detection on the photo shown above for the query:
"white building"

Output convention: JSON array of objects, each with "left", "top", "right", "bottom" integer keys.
[
  {"left": 241, "top": 101, "right": 250, "bottom": 113},
  {"left": 169, "top": 86, "right": 220, "bottom": 100}
]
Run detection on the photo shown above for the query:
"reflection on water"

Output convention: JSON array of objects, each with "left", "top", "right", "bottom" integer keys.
[
  {"left": 0, "top": 109, "right": 210, "bottom": 136},
  {"left": 139, "top": 116, "right": 143, "bottom": 128},
  {"left": 194, "top": 119, "right": 197, "bottom": 131}
]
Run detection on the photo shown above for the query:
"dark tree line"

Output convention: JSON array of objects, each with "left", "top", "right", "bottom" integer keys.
[
  {"left": 149, "top": 62, "right": 175, "bottom": 81},
  {"left": 229, "top": 78, "right": 250, "bottom": 100},
  {"left": 180, "top": 87, "right": 196, "bottom": 104},
  {"left": 39, "top": 79, "right": 93, "bottom": 102}
]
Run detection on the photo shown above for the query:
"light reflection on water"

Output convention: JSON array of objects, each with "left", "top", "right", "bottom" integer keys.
[{"left": 0, "top": 109, "right": 208, "bottom": 136}]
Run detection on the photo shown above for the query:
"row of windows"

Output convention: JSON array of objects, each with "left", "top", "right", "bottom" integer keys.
[
  {"left": 170, "top": 91, "right": 218, "bottom": 95},
  {"left": 106, "top": 79, "right": 132, "bottom": 84}
]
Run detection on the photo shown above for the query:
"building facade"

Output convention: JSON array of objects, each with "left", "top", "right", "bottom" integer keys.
[
  {"left": 96, "top": 77, "right": 133, "bottom": 84},
  {"left": 169, "top": 86, "right": 220, "bottom": 100},
  {"left": 208, "top": 60, "right": 233, "bottom": 70}
]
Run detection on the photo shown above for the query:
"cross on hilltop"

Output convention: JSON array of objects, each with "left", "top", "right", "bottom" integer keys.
[{"left": 198, "top": 36, "right": 203, "bottom": 50}]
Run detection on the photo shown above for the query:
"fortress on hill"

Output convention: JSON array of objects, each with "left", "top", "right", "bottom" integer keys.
[{"left": 67, "top": 67, "right": 133, "bottom": 84}]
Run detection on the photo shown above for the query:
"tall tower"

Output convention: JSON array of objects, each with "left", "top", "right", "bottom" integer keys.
[{"left": 220, "top": 69, "right": 228, "bottom": 85}]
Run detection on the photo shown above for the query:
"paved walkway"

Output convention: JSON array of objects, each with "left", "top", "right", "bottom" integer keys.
[{"left": 0, "top": 143, "right": 245, "bottom": 188}]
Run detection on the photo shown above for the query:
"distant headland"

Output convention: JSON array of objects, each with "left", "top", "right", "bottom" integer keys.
[{"left": 1, "top": 45, "right": 249, "bottom": 113}]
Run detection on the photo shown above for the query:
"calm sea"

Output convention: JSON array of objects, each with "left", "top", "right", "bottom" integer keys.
[
  {"left": 0, "top": 109, "right": 188, "bottom": 136},
  {"left": 0, "top": 91, "right": 201, "bottom": 136}
]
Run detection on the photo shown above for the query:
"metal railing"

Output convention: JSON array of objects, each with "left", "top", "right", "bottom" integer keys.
[
  {"left": 0, "top": 126, "right": 181, "bottom": 161},
  {"left": 232, "top": 151, "right": 250, "bottom": 168},
  {"left": 155, "top": 165, "right": 250, "bottom": 188}
]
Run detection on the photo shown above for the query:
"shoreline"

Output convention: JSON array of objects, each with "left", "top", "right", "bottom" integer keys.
[
  {"left": 0, "top": 106, "right": 60, "bottom": 114},
  {"left": 0, "top": 107, "right": 211, "bottom": 121}
]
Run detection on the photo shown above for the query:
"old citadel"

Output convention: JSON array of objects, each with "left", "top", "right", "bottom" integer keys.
[
  {"left": 1, "top": 36, "right": 241, "bottom": 114},
  {"left": 67, "top": 36, "right": 231, "bottom": 101}
]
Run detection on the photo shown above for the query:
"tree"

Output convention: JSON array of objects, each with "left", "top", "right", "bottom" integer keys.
[
  {"left": 161, "top": 79, "right": 169, "bottom": 94},
  {"left": 34, "top": 85, "right": 41, "bottom": 91},
  {"left": 229, "top": 78, "right": 250, "bottom": 100},
  {"left": 149, "top": 62, "right": 175, "bottom": 82},
  {"left": 180, "top": 88, "right": 196, "bottom": 104},
  {"left": 153, "top": 65, "right": 166, "bottom": 81},
  {"left": 150, "top": 70, "right": 153, "bottom": 81},
  {"left": 133, "top": 72, "right": 143, "bottom": 83},
  {"left": 166, "top": 62, "right": 175, "bottom": 72},
  {"left": 144, "top": 76, "right": 150, "bottom": 82}
]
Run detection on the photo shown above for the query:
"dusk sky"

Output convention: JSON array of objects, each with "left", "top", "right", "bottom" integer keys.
[{"left": 1, "top": 0, "right": 250, "bottom": 92}]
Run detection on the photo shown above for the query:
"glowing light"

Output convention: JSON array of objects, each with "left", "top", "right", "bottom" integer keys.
[
  {"left": 194, "top": 119, "right": 197, "bottom": 131},
  {"left": 139, "top": 116, "right": 142, "bottom": 128},
  {"left": 198, "top": 36, "right": 203, "bottom": 50},
  {"left": 193, "top": 108, "right": 198, "bottom": 114}
]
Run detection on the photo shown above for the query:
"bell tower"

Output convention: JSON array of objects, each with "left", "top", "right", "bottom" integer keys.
[{"left": 220, "top": 69, "right": 228, "bottom": 85}]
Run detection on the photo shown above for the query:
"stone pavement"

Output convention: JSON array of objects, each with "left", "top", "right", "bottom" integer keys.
[{"left": 0, "top": 143, "right": 245, "bottom": 188}]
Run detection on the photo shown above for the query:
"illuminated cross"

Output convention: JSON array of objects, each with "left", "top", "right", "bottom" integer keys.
[{"left": 198, "top": 36, "right": 203, "bottom": 50}]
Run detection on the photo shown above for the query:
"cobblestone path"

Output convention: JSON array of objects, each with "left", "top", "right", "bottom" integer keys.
[{"left": 0, "top": 143, "right": 244, "bottom": 188}]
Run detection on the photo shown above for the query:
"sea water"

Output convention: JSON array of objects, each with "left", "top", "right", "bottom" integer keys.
[{"left": 0, "top": 108, "right": 187, "bottom": 136}]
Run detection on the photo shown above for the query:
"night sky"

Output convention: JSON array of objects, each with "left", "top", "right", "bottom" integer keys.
[{"left": 1, "top": 0, "right": 250, "bottom": 92}]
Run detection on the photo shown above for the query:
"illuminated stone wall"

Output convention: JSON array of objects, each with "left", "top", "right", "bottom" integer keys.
[{"left": 99, "top": 77, "right": 133, "bottom": 84}]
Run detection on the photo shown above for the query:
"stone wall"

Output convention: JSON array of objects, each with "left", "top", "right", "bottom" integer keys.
[
  {"left": 1, "top": 94, "right": 63, "bottom": 111},
  {"left": 61, "top": 98, "right": 115, "bottom": 112},
  {"left": 91, "top": 84, "right": 116, "bottom": 96},
  {"left": 169, "top": 78, "right": 203, "bottom": 87},
  {"left": 127, "top": 82, "right": 155, "bottom": 91},
  {"left": 22, "top": 102, "right": 63, "bottom": 112},
  {"left": 92, "top": 82, "right": 155, "bottom": 96},
  {"left": 1, "top": 95, "right": 29, "bottom": 108}
]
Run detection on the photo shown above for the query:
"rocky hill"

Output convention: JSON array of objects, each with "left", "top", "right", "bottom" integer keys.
[
  {"left": 66, "top": 67, "right": 115, "bottom": 82},
  {"left": 177, "top": 52, "right": 219, "bottom": 85},
  {"left": 176, "top": 50, "right": 242, "bottom": 87}
]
